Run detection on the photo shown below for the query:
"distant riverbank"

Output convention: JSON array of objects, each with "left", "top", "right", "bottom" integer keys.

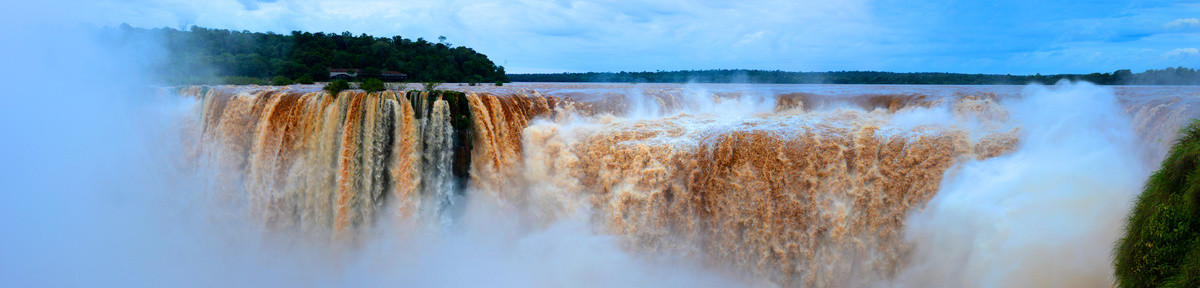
[{"left": 509, "top": 68, "right": 1200, "bottom": 85}]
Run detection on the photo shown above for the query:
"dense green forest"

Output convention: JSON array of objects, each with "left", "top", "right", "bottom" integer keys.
[
  {"left": 107, "top": 24, "right": 508, "bottom": 84},
  {"left": 509, "top": 68, "right": 1200, "bottom": 85}
]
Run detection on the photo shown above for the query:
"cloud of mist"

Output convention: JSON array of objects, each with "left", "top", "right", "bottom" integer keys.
[
  {"left": 0, "top": 12, "right": 739, "bottom": 288},
  {"left": 0, "top": 17, "right": 178, "bottom": 287},
  {"left": 889, "top": 82, "right": 1146, "bottom": 287},
  {"left": 355, "top": 200, "right": 738, "bottom": 288},
  {"left": 5, "top": 0, "right": 1187, "bottom": 284}
]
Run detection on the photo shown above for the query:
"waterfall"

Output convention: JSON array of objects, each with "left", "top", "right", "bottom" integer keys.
[
  {"left": 421, "top": 99, "right": 458, "bottom": 224},
  {"left": 178, "top": 83, "right": 1200, "bottom": 286}
]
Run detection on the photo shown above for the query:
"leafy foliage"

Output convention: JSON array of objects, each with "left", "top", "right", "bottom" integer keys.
[
  {"left": 324, "top": 79, "right": 350, "bottom": 98},
  {"left": 1116, "top": 119, "right": 1200, "bottom": 287},
  {"left": 359, "top": 67, "right": 379, "bottom": 78},
  {"left": 509, "top": 68, "right": 1200, "bottom": 85},
  {"left": 107, "top": 24, "right": 508, "bottom": 84},
  {"left": 271, "top": 76, "right": 292, "bottom": 86},
  {"left": 296, "top": 75, "right": 314, "bottom": 84},
  {"left": 422, "top": 82, "right": 442, "bottom": 91},
  {"left": 361, "top": 78, "right": 386, "bottom": 93}
]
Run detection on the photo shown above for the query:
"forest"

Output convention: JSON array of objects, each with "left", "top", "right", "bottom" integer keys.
[
  {"left": 105, "top": 24, "right": 508, "bottom": 84},
  {"left": 509, "top": 68, "right": 1200, "bottom": 85}
]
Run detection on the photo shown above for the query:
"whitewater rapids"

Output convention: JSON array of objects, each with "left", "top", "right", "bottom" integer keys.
[{"left": 166, "top": 82, "right": 1198, "bottom": 287}]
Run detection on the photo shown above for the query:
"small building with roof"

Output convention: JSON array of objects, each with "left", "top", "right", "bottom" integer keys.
[
  {"left": 329, "top": 68, "right": 356, "bottom": 80},
  {"left": 329, "top": 68, "right": 406, "bottom": 81}
]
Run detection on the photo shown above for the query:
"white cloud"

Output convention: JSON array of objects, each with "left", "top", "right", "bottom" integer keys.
[
  {"left": 75, "top": 0, "right": 884, "bottom": 73},
  {"left": 1164, "top": 47, "right": 1199, "bottom": 58},
  {"left": 735, "top": 30, "right": 767, "bottom": 47},
  {"left": 41, "top": 0, "right": 1200, "bottom": 73},
  {"left": 1164, "top": 18, "right": 1199, "bottom": 29}
]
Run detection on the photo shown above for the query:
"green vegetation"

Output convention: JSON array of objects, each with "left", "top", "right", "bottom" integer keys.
[
  {"left": 324, "top": 79, "right": 350, "bottom": 98},
  {"left": 223, "top": 76, "right": 268, "bottom": 85},
  {"left": 361, "top": 78, "right": 386, "bottom": 93},
  {"left": 271, "top": 76, "right": 292, "bottom": 86},
  {"left": 107, "top": 24, "right": 508, "bottom": 84},
  {"left": 296, "top": 75, "right": 315, "bottom": 84},
  {"left": 1116, "top": 120, "right": 1200, "bottom": 287},
  {"left": 509, "top": 68, "right": 1200, "bottom": 85},
  {"left": 422, "top": 82, "right": 442, "bottom": 91},
  {"left": 1125, "top": 68, "right": 1200, "bottom": 85}
]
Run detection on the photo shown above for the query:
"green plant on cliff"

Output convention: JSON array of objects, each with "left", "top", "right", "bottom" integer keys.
[
  {"left": 1116, "top": 119, "right": 1200, "bottom": 287},
  {"left": 361, "top": 78, "right": 386, "bottom": 93},
  {"left": 324, "top": 79, "right": 350, "bottom": 98}
]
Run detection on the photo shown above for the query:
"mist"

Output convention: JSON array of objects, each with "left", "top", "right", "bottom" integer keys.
[
  {"left": 891, "top": 82, "right": 1148, "bottom": 287},
  {"left": 0, "top": 20, "right": 739, "bottom": 287},
  {"left": 2, "top": 5, "right": 1192, "bottom": 285}
]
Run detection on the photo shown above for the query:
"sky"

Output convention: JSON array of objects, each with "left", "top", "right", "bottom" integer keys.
[{"left": 20, "top": 0, "right": 1200, "bottom": 74}]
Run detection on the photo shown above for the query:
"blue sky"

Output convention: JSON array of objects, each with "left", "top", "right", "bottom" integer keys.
[{"left": 27, "top": 0, "right": 1200, "bottom": 74}]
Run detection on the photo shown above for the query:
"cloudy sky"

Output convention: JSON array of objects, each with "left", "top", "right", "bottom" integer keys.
[{"left": 26, "top": 0, "right": 1200, "bottom": 73}]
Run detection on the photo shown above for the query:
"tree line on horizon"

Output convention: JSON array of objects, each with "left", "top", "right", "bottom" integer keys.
[
  {"left": 508, "top": 68, "right": 1200, "bottom": 85},
  {"left": 105, "top": 24, "right": 508, "bottom": 85}
]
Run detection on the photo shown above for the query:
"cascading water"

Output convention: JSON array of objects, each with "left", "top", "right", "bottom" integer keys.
[
  {"left": 177, "top": 82, "right": 1199, "bottom": 287},
  {"left": 420, "top": 99, "right": 458, "bottom": 224}
]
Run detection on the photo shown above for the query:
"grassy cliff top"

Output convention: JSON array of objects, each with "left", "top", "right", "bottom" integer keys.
[{"left": 1116, "top": 119, "right": 1200, "bottom": 287}]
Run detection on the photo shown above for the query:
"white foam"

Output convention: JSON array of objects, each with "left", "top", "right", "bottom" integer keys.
[{"left": 890, "top": 82, "right": 1148, "bottom": 287}]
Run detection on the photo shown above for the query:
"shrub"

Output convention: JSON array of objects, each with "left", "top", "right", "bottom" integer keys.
[
  {"left": 422, "top": 82, "right": 442, "bottom": 91},
  {"left": 296, "top": 75, "right": 315, "bottom": 84},
  {"left": 361, "top": 78, "right": 386, "bottom": 93},
  {"left": 1116, "top": 119, "right": 1200, "bottom": 288},
  {"left": 271, "top": 76, "right": 292, "bottom": 86},
  {"left": 495, "top": 81, "right": 503, "bottom": 87},
  {"left": 324, "top": 79, "right": 350, "bottom": 98}
]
